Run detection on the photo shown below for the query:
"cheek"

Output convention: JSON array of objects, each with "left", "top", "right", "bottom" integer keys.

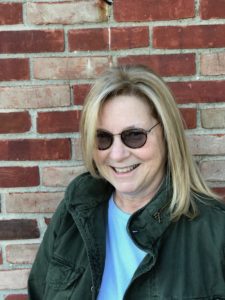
[
  {"left": 93, "top": 150, "right": 108, "bottom": 165},
  {"left": 140, "top": 140, "right": 166, "bottom": 163}
]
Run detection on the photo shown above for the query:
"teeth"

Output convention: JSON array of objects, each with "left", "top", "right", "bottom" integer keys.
[{"left": 113, "top": 164, "right": 139, "bottom": 173}]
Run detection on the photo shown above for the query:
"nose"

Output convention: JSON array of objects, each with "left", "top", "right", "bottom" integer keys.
[{"left": 108, "top": 135, "right": 130, "bottom": 161}]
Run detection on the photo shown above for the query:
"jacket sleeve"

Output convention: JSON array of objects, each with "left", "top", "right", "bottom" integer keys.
[{"left": 27, "top": 200, "right": 67, "bottom": 300}]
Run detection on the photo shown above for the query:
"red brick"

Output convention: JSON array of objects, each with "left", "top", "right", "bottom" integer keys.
[
  {"left": 118, "top": 54, "right": 196, "bottom": 77},
  {"left": 45, "top": 218, "right": 51, "bottom": 225},
  {"left": 114, "top": 0, "right": 194, "bottom": 22},
  {"left": 0, "top": 112, "right": 31, "bottom": 134},
  {"left": 200, "top": 0, "right": 225, "bottom": 19},
  {"left": 0, "top": 59, "right": 29, "bottom": 81},
  {"left": 0, "top": 139, "right": 71, "bottom": 161},
  {"left": 0, "top": 30, "right": 64, "bottom": 53},
  {"left": 0, "top": 219, "right": 39, "bottom": 240},
  {"left": 5, "top": 295, "right": 28, "bottom": 300},
  {"left": 37, "top": 110, "right": 81, "bottom": 133},
  {"left": 111, "top": 27, "right": 149, "bottom": 50},
  {"left": 73, "top": 84, "right": 91, "bottom": 105},
  {"left": 179, "top": 108, "right": 197, "bottom": 129},
  {"left": 0, "top": 167, "right": 39, "bottom": 188},
  {"left": 68, "top": 28, "right": 108, "bottom": 51},
  {"left": 153, "top": 25, "right": 225, "bottom": 49},
  {"left": 0, "top": 3, "right": 22, "bottom": 25},
  {"left": 168, "top": 81, "right": 225, "bottom": 103},
  {"left": 212, "top": 187, "right": 225, "bottom": 200}
]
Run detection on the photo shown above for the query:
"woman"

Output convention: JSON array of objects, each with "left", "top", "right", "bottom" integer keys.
[{"left": 28, "top": 65, "right": 225, "bottom": 299}]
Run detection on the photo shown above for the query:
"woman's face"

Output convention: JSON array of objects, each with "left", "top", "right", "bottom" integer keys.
[{"left": 94, "top": 95, "right": 167, "bottom": 202}]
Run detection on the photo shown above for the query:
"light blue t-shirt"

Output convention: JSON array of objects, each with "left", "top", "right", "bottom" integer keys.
[{"left": 97, "top": 194, "right": 146, "bottom": 300}]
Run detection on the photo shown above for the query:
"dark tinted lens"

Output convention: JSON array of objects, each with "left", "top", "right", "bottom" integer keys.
[
  {"left": 121, "top": 129, "right": 147, "bottom": 148},
  {"left": 96, "top": 130, "right": 113, "bottom": 150}
]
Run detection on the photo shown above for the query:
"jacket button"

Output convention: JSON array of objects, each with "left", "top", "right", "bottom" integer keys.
[{"left": 91, "top": 286, "right": 94, "bottom": 292}]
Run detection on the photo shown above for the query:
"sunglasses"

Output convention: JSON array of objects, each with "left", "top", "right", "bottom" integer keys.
[{"left": 96, "top": 122, "right": 160, "bottom": 150}]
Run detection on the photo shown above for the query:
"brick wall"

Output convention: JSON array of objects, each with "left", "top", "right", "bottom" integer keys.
[{"left": 0, "top": 0, "right": 225, "bottom": 298}]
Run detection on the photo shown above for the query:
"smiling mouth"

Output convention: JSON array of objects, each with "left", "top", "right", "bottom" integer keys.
[{"left": 112, "top": 164, "right": 140, "bottom": 174}]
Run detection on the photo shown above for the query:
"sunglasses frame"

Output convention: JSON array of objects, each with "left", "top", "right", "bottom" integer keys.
[{"left": 96, "top": 122, "right": 160, "bottom": 150}]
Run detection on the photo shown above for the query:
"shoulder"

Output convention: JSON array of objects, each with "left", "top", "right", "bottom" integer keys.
[
  {"left": 190, "top": 195, "right": 225, "bottom": 239},
  {"left": 195, "top": 194, "right": 225, "bottom": 218},
  {"left": 64, "top": 172, "right": 114, "bottom": 207}
]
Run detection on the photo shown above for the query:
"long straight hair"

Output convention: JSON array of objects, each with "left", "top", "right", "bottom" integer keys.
[{"left": 80, "top": 65, "right": 219, "bottom": 220}]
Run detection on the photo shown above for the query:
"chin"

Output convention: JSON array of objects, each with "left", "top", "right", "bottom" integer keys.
[{"left": 113, "top": 183, "right": 137, "bottom": 195}]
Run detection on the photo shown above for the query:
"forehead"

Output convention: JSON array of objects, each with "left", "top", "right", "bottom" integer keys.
[{"left": 97, "top": 95, "right": 154, "bottom": 130}]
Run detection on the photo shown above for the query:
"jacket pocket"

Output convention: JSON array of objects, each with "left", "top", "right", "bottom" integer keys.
[{"left": 44, "top": 255, "right": 85, "bottom": 299}]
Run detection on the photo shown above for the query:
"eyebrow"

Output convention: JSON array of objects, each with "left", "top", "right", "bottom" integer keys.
[{"left": 96, "top": 125, "right": 148, "bottom": 132}]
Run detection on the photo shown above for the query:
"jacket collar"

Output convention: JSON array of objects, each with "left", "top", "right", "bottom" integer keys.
[
  {"left": 67, "top": 172, "right": 173, "bottom": 248},
  {"left": 66, "top": 172, "right": 173, "bottom": 290},
  {"left": 66, "top": 173, "right": 113, "bottom": 216},
  {"left": 127, "top": 175, "right": 173, "bottom": 251}
]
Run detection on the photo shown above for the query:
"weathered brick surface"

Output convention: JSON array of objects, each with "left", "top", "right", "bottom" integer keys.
[
  {"left": 0, "top": 139, "right": 71, "bottom": 161},
  {"left": 168, "top": 81, "right": 225, "bottom": 103},
  {"left": 212, "top": 187, "right": 225, "bottom": 200},
  {"left": 0, "top": 0, "right": 224, "bottom": 295},
  {"left": 188, "top": 135, "right": 225, "bottom": 155},
  {"left": 200, "top": 160, "right": 225, "bottom": 182},
  {"left": 5, "top": 192, "right": 63, "bottom": 213},
  {"left": 5, "top": 295, "right": 28, "bottom": 300},
  {"left": 0, "top": 112, "right": 31, "bottom": 134},
  {"left": 0, "top": 219, "right": 39, "bottom": 240},
  {"left": 37, "top": 110, "right": 81, "bottom": 133},
  {"left": 200, "top": 0, "right": 225, "bottom": 19},
  {"left": 0, "top": 3, "right": 22, "bottom": 25},
  {"left": 0, "top": 269, "right": 30, "bottom": 290},
  {"left": 68, "top": 28, "right": 109, "bottom": 51},
  {"left": 111, "top": 27, "right": 149, "bottom": 50},
  {"left": 73, "top": 84, "right": 91, "bottom": 105},
  {"left": 201, "top": 108, "right": 225, "bottom": 128},
  {"left": 0, "top": 167, "right": 39, "bottom": 188},
  {"left": 114, "top": 0, "right": 195, "bottom": 21},
  {"left": 118, "top": 54, "right": 195, "bottom": 77},
  {"left": 201, "top": 52, "right": 225, "bottom": 75},
  {"left": 153, "top": 25, "right": 225, "bottom": 49},
  {"left": 0, "top": 30, "right": 64, "bottom": 53},
  {"left": 26, "top": 1, "right": 108, "bottom": 24},
  {"left": 0, "top": 248, "right": 2, "bottom": 264},
  {"left": 33, "top": 57, "right": 110, "bottom": 80},
  {"left": 0, "top": 85, "right": 70, "bottom": 109},
  {"left": 74, "top": 138, "right": 83, "bottom": 161},
  {"left": 0, "top": 59, "right": 29, "bottom": 81},
  {"left": 6, "top": 244, "right": 39, "bottom": 264},
  {"left": 45, "top": 218, "right": 51, "bottom": 226},
  {"left": 180, "top": 108, "right": 197, "bottom": 129},
  {"left": 42, "top": 165, "right": 86, "bottom": 187}
]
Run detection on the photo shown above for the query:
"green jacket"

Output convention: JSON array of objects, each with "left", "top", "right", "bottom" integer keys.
[{"left": 28, "top": 172, "right": 225, "bottom": 300}]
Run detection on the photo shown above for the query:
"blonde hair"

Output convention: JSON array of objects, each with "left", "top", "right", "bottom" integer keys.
[{"left": 80, "top": 65, "right": 218, "bottom": 220}]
